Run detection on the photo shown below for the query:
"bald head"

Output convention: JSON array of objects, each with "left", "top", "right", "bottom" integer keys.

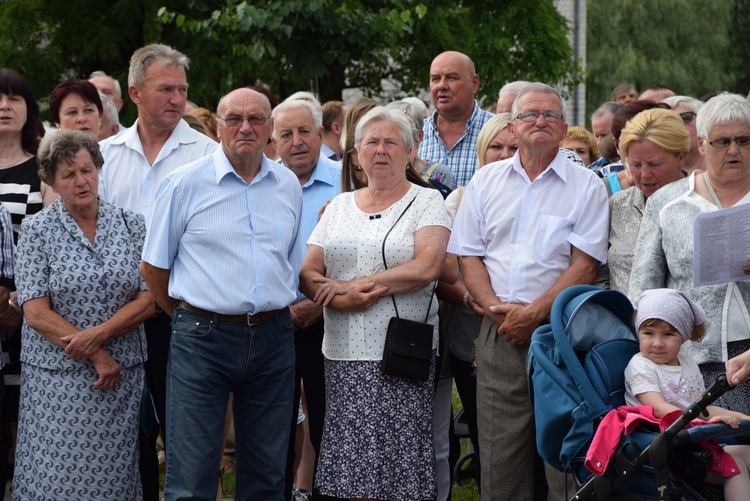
[
  {"left": 216, "top": 88, "right": 273, "bottom": 161},
  {"left": 429, "top": 51, "right": 479, "bottom": 121},
  {"left": 217, "top": 88, "right": 271, "bottom": 117}
]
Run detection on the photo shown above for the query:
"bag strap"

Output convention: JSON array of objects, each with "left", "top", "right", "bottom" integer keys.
[
  {"left": 702, "top": 171, "right": 724, "bottom": 208},
  {"left": 380, "top": 195, "right": 436, "bottom": 322}
]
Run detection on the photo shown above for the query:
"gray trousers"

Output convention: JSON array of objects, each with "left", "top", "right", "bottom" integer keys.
[{"left": 476, "top": 316, "right": 568, "bottom": 501}]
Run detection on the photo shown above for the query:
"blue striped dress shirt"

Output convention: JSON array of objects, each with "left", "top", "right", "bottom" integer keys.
[
  {"left": 142, "top": 148, "right": 303, "bottom": 315},
  {"left": 0, "top": 204, "right": 12, "bottom": 289},
  {"left": 418, "top": 101, "right": 494, "bottom": 188}
]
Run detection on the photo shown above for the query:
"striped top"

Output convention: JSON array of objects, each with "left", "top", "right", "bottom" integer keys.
[{"left": 0, "top": 156, "right": 44, "bottom": 241}]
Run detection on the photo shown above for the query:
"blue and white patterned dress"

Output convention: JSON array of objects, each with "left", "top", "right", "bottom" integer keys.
[{"left": 12, "top": 198, "right": 147, "bottom": 500}]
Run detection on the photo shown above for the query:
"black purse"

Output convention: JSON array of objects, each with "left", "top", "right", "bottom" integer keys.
[{"left": 379, "top": 196, "right": 435, "bottom": 382}]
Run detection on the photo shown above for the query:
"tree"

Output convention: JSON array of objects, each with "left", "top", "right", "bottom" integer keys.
[
  {"left": 0, "top": 0, "right": 581, "bottom": 121},
  {"left": 0, "top": 0, "right": 171, "bottom": 124},
  {"left": 159, "top": 0, "right": 582, "bottom": 106},
  {"left": 586, "top": 0, "right": 737, "bottom": 116}
]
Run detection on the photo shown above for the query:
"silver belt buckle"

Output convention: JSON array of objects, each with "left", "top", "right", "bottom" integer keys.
[{"left": 246, "top": 312, "right": 260, "bottom": 326}]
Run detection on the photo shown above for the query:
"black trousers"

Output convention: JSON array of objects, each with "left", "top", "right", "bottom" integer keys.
[
  {"left": 140, "top": 312, "right": 172, "bottom": 501},
  {"left": 284, "top": 319, "right": 343, "bottom": 501}
]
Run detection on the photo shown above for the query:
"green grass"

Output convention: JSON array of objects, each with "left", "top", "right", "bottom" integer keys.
[{"left": 159, "top": 383, "right": 480, "bottom": 500}]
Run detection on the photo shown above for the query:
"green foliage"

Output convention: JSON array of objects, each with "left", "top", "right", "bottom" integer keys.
[
  {"left": 158, "top": 0, "right": 582, "bottom": 105},
  {"left": 0, "top": 0, "right": 580, "bottom": 123},
  {"left": 586, "top": 0, "right": 739, "bottom": 117}
]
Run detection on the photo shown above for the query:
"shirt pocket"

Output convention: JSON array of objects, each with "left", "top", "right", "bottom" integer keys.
[{"left": 534, "top": 215, "right": 573, "bottom": 260}]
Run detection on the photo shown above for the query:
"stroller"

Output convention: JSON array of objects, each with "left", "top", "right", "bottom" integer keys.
[{"left": 527, "top": 285, "right": 750, "bottom": 500}]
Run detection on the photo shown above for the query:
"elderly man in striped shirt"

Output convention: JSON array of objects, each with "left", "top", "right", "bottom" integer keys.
[{"left": 141, "top": 87, "right": 302, "bottom": 500}]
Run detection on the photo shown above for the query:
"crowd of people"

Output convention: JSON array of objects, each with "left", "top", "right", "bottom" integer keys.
[{"left": 1, "top": 42, "right": 750, "bottom": 501}]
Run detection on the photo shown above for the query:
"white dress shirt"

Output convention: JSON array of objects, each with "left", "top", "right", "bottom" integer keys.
[
  {"left": 447, "top": 151, "right": 609, "bottom": 305},
  {"left": 99, "top": 118, "right": 218, "bottom": 227}
]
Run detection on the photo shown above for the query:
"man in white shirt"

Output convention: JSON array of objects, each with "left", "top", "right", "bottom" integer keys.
[
  {"left": 98, "top": 43, "right": 217, "bottom": 501},
  {"left": 448, "top": 83, "right": 609, "bottom": 500}
]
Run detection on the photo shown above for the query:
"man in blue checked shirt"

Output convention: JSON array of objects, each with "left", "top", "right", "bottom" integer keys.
[
  {"left": 141, "top": 87, "right": 303, "bottom": 501},
  {"left": 419, "top": 51, "right": 494, "bottom": 188}
]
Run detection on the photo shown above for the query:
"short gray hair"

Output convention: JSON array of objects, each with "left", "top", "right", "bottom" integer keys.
[
  {"left": 354, "top": 106, "right": 415, "bottom": 152},
  {"left": 591, "top": 101, "right": 623, "bottom": 122},
  {"left": 284, "top": 91, "right": 321, "bottom": 107},
  {"left": 696, "top": 92, "right": 750, "bottom": 138},
  {"left": 128, "top": 44, "right": 190, "bottom": 88},
  {"left": 662, "top": 95, "right": 703, "bottom": 114},
  {"left": 402, "top": 97, "right": 428, "bottom": 119},
  {"left": 498, "top": 80, "right": 531, "bottom": 99},
  {"left": 271, "top": 99, "right": 323, "bottom": 136},
  {"left": 385, "top": 101, "right": 423, "bottom": 143},
  {"left": 511, "top": 83, "right": 566, "bottom": 121},
  {"left": 89, "top": 70, "right": 121, "bottom": 99},
  {"left": 37, "top": 130, "right": 104, "bottom": 185},
  {"left": 98, "top": 92, "right": 119, "bottom": 129}
]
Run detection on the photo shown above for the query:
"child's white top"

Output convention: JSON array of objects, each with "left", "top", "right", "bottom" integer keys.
[{"left": 624, "top": 352, "right": 705, "bottom": 408}]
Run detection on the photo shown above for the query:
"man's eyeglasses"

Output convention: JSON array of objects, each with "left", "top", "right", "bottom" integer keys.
[
  {"left": 218, "top": 115, "right": 270, "bottom": 127},
  {"left": 705, "top": 136, "right": 750, "bottom": 149},
  {"left": 515, "top": 110, "right": 564, "bottom": 123},
  {"left": 679, "top": 111, "right": 697, "bottom": 125}
]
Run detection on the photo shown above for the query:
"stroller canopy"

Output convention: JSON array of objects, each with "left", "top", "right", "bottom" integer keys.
[{"left": 527, "top": 285, "right": 637, "bottom": 471}]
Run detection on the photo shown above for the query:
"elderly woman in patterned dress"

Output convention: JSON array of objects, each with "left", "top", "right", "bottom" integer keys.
[
  {"left": 300, "top": 106, "right": 451, "bottom": 501},
  {"left": 629, "top": 93, "right": 750, "bottom": 415},
  {"left": 12, "top": 130, "right": 153, "bottom": 500}
]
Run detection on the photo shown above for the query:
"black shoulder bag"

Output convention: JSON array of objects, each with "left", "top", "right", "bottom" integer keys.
[{"left": 380, "top": 196, "right": 435, "bottom": 382}]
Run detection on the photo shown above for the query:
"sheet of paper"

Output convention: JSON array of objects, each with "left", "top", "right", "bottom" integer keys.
[{"left": 693, "top": 203, "right": 750, "bottom": 286}]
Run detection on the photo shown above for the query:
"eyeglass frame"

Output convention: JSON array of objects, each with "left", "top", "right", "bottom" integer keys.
[
  {"left": 218, "top": 115, "right": 271, "bottom": 128},
  {"left": 514, "top": 110, "right": 564, "bottom": 123},
  {"left": 702, "top": 135, "right": 750, "bottom": 149}
]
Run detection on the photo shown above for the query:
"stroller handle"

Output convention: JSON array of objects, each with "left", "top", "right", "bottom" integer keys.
[
  {"left": 670, "top": 375, "right": 731, "bottom": 432},
  {"left": 570, "top": 374, "right": 735, "bottom": 501}
]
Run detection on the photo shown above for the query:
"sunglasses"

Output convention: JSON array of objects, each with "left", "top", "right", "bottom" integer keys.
[
  {"left": 705, "top": 136, "right": 750, "bottom": 149},
  {"left": 679, "top": 111, "right": 697, "bottom": 125}
]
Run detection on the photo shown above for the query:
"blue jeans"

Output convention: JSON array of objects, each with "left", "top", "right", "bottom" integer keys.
[{"left": 164, "top": 306, "right": 295, "bottom": 501}]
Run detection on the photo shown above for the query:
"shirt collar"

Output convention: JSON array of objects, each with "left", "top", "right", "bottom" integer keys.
[
  {"left": 511, "top": 149, "right": 569, "bottom": 183},
  {"left": 428, "top": 100, "right": 482, "bottom": 131},
  {"left": 212, "top": 148, "right": 279, "bottom": 186},
  {"left": 303, "top": 157, "right": 339, "bottom": 189},
  {"left": 111, "top": 118, "right": 199, "bottom": 149}
]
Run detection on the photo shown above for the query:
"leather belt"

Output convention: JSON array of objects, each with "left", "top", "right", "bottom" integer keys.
[{"left": 176, "top": 300, "right": 280, "bottom": 326}]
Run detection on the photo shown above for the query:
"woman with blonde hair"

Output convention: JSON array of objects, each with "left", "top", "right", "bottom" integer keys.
[
  {"left": 608, "top": 108, "right": 689, "bottom": 292},
  {"left": 561, "top": 126, "right": 599, "bottom": 166}
]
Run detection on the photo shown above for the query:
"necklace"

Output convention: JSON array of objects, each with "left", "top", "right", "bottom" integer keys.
[{"left": 0, "top": 152, "right": 24, "bottom": 169}]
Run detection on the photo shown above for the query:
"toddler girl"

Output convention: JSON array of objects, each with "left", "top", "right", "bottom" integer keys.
[{"left": 625, "top": 288, "right": 750, "bottom": 500}]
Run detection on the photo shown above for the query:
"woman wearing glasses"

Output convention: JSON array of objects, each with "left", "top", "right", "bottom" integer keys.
[
  {"left": 629, "top": 92, "right": 750, "bottom": 415},
  {"left": 663, "top": 95, "right": 706, "bottom": 173}
]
